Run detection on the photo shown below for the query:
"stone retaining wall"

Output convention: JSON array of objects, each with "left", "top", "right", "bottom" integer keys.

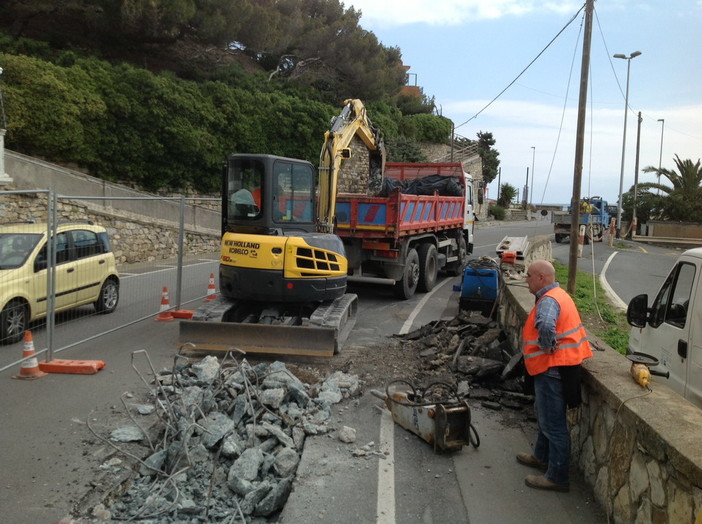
[
  {"left": 498, "top": 239, "right": 702, "bottom": 523},
  {"left": 0, "top": 191, "right": 219, "bottom": 264}
]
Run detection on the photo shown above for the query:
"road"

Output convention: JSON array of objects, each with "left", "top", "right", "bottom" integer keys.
[{"left": 0, "top": 220, "right": 685, "bottom": 523}]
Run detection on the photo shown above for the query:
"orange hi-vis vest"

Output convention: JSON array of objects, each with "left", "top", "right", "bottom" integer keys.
[{"left": 522, "top": 286, "right": 593, "bottom": 376}]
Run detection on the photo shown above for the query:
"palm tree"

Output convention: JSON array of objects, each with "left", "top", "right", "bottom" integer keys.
[
  {"left": 640, "top": 155, "right": 702, "bottom": 222},
  {"left": 497, "top": 182, "right": 518, "bottom": 208}
]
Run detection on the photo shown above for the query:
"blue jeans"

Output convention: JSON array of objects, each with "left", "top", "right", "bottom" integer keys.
[{"left": 532, "top": 371, "right": 570, "bottom": 484}]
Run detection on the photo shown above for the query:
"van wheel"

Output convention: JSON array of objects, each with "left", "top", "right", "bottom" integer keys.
[
  {"left": 95, "top": 279, "right": 119, "bottom": 314},
  {"left": 417, "top": 243, "right": 438, "bottom": 292},
  {"left": 0, "top": 300, "right": 28, "bottom": 345},
  {"left": 393, "top": 248, "right": 420, "bottom": 300}
]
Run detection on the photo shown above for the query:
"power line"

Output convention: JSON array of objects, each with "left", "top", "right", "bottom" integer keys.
[{"left": 454, "top": 3, "right": 585, "bottom": 131}]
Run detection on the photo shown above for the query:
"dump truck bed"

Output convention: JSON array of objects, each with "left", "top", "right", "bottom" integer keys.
[{"left": 335, "top": 162, "right": 466, "bottom": 240}]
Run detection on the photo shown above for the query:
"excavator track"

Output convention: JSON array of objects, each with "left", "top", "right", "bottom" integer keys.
[{"left": 178, "top": 294, "right": 358, "bottom": 357}]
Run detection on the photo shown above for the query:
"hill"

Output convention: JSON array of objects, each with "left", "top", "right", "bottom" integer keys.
[{"left": 0, "top": 2, "right": 505, "bottom": 194}]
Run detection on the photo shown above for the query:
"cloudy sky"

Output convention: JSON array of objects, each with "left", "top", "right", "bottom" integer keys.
[{"left": 344, "top": 0, "right": 702, "bottom": 205}]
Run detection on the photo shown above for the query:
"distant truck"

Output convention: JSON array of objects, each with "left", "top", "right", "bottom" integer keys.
[
  {"left": 627, "top": 247, "right": 702, "bottom": 409},
  {"left": 335, "top": 162, "right": 474, "bottom": 299},
  {"left": 551, "top": 196, "right": 612, "bottom": 243}
]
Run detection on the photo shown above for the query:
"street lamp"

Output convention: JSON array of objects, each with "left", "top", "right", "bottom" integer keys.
[
  {"left": 529, "top": 146, "right": 535, "bottom": 209},
  {"left": 657, "top": 118, "right": 665, "bottom": 193},
  {"left": 614, "top": 50, "right": 642, "bottom": 234},
  {"left": 0, "top": 65, "right": 8, "bottom": 184}
]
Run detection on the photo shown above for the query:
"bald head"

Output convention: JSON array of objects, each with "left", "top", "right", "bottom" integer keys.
[{"left": 526, "top": 260, "right": 556, "bottom": 295}]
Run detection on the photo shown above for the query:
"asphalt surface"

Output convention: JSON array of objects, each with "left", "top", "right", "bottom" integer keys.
[
  {"left": 279, "top": 288, "right": 606, "bottom": 524},
  {"left": 3, "top": 218, "right": 688, "bottom": 523}
]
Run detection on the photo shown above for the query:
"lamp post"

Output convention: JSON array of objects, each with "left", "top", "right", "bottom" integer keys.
[
  {"left": 529, "top": 146, "right": 535, "bottom": 209},
  {"left": 614, "top": 50, "right": 641, "bottom": 235},
  {"left": 657, "top": 118, "right": 665, "bottom": 193},
  {"left": 0, "top": 65, "right": 9, "bottom": 185}
]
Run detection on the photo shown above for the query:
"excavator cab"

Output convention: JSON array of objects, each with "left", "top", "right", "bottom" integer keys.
[
  {"left": 223, "top": 154, "right": 316, "bottom": 236},
  {"left": 220, "top": 154, "right": 348, "bottom": 304}
]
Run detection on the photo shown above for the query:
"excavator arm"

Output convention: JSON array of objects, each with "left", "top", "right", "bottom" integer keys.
[{"left": 317, "top": 99, "right": 386, "bottom": 233}]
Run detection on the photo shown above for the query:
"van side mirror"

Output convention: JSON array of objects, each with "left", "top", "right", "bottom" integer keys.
[{"left": 627, "top": 294, "right": 649, "bottom": 328}]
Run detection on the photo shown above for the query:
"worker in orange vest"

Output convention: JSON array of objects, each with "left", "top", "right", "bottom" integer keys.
[{"left": 516, "top": 260, "right": 593, "bottom": 492}]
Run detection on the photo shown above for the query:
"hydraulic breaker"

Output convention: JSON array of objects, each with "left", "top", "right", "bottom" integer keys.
[{"left": 372, "top": 380, "right": 479, "bottom": 452}]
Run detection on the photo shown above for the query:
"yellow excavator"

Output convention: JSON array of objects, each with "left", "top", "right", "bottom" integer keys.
[{"left": 179, "top": 99, "right": 384, "bottom": 356}]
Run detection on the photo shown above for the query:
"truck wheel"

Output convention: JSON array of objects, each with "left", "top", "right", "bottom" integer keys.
[
  {"left": 555, "top": 234, "right": 564, "bottom": 243},
  {"left": 393, "top": 248, "right": 420, "bottom": 300},
  {"left": 592, "top": 225, "right": 604, "bottom": 242},
  {"left": 417, "top": 243, "right": 438, "bottom": 292},
  {"left": 445, "top": 237, "right": 467, "bottom": 276}
]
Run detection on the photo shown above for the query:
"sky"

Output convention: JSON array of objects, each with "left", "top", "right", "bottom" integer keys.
[{"left": 343, "top": 0, "right": 702, "bottom": 205}]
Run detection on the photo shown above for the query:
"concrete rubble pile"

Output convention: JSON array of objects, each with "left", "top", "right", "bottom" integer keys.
[
  {"left": 396, "top": 310, "right": 533, "bottom": 410},
  {"left": 100, "top": 355, "right": 359, "bottom": 522}
]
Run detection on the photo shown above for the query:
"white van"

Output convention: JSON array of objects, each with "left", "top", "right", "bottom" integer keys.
[{"left": 627, "top": 247, "right": 702, "bottom": 408}]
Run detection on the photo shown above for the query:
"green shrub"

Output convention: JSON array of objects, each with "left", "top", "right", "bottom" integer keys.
[{"left": 489, "top": 204, "right": 506, "bottom": 220}]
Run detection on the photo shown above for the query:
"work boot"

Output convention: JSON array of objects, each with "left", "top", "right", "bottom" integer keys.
[
  {"left": 525, "top": 474, "right": 570, "bottom": 492},
  {"left": 516, "top": 452, "right": 547, "bottom": 472}
]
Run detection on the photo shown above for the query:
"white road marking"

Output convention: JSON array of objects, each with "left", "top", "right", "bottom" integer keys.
[
  {"left": 378, "top": 275, "right": 457, "bottom": 522},
  {"left": 376, "top": 408, "right": 396, "bottom": 524},
  {"left": 600, "top": 251, "right": 627, "bottom": 310},
  {"left": 399, "top": 276, "right": 455, "bottom": 335},
  {"left": 120, "top": 260, "right": 218, "bottom": 279}
]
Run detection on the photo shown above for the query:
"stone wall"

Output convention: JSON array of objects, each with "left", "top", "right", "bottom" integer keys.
[
  {"left": 5, "top": 150, "right": 220, "bottom": 231},
  {"left": 644, "top": 221, "right": 702, "bottom": 240},
  {"left": 337, "top": 135, "right": 372, "bottom": 194},
  {"left": 498, "top": 239, "right": 702, "bottom": 523},
  {"left": 0, "top": 191, "right": 219, "bottom": 264}
]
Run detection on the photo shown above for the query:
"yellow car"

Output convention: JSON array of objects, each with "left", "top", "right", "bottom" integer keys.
[{"left": 0, "top": 221, "right": 120, "bottom": 344}]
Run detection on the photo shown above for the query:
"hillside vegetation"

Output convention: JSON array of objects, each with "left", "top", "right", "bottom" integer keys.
[{"left": 0, "top": 0, "right": 456, "bottom": 193}]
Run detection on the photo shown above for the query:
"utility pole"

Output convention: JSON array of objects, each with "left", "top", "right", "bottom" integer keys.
[
  {"left": 496, "top": 167, "right": 501, "bottom": 204},
  {"left": 567, "top": 0, "right": 593, "bottom": 294},
  {"left": 523, "top": 167, "right": 529, "bottom": 208}
]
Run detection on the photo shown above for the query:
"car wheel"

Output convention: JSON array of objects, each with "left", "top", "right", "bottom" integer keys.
[
  {"left": 94, "top": 278, "right": 119, "bottom": 314},
  {"left": 0, "top": 300, "right": 28, "bottom": 345},
  {"left": 393, "top": 248, "right": 420, "bottom": 300},
  {"left": 417, "top": 243, "right": 438, "bottom": 292}
]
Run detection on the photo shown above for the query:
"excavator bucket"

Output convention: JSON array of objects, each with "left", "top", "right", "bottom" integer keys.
[
  {"left": 178, "top": 294, "right": 358, "bottom": 357},
  {"left": 178, "top": 321, "right": 338, "bottom": 357}
]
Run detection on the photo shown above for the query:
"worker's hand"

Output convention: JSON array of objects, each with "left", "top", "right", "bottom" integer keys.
[{"left": 567, "top": 406, "right": 581, "bottom": 426}]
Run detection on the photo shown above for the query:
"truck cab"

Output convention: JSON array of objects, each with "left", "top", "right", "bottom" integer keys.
[{"left": 627, "top": 247, "right": 702, "bottom": 408}]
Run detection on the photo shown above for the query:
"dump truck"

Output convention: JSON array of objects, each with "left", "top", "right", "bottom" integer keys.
[
  {"left": 551, "top": 196, "right": 612, "bottom": 243},
  {"left": 336, "top": 162, "right": 474, "bottom": 299}
]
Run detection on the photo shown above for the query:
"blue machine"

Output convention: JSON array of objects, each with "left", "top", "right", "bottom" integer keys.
[{"left": 459, "top": 263, "right": 499, "bottom": 317}]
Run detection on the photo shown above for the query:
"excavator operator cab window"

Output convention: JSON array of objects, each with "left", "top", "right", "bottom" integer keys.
[
  {"left": 273, "top": 161, "right": 314, "bottom": 224},
  {"left": 227, "top": 158, "right": 263, "bottom": 221}
]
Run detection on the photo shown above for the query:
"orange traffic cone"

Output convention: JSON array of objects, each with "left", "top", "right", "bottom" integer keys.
[
  {"left": 13, "top": 331, "right": 47, "bottom": 380},
  {"left": 155, "top": 286, "right": 174, "bottom": 322},
  {"left": 204, "top": 273, "right": 217, "bottom": 302}
]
